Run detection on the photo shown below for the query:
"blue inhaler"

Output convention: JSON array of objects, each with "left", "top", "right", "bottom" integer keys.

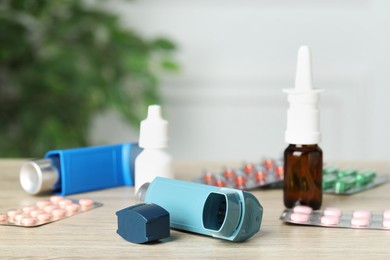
[
  {"left": 19, "top": 143, "right": 142, "bottom": 196},
  {"left": 137, "top": 177, "right": 263, "bottom": 242}
]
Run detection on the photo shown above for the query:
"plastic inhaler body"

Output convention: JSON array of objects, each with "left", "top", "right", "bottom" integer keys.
[
  {"left": 20, "top": 143, "right": 142, "bottom": 196},
  {"left": 283, "top": 46, "right": 323, "bottom": 210},
  {"left": 139, "top": 177, "right": 263, "bottom": 242}
]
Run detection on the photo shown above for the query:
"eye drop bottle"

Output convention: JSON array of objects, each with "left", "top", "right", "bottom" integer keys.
[
  {"left": 283, "top": 46, "right": 323, "bottom": 210},
  {"left": 134, "top": 105, "right": 174, "bottom": 194}
]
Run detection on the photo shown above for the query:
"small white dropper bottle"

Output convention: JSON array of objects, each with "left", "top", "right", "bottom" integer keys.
[{"left": 134, "top": 105, "right": 174, "bottom": 194}]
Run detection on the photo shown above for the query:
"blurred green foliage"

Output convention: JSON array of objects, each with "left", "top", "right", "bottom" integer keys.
[{"left": 0, "top": 0, "right": 178, "bottom": 157}]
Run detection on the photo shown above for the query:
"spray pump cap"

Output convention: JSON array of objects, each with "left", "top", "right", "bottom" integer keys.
[
  {"left": 284, "top": 46, "right": 324, "bottom": 145},
  {"left": 139, "top": 105, "right": 168, "bottom": 149}
]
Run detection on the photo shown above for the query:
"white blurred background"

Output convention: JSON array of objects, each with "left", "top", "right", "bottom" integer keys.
[{"left": 90, "top": 0, "right": 390, "bottom": 162}]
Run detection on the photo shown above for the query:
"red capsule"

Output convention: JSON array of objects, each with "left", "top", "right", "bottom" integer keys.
[
  {"left": 275, "top": 165, "right": 284, "bottom": 179},
  {"left": 202, "top": 171, "right": 215, "bottom": 185},
  {"left": 263, "top": 158, "right": 274, "bottom": 169},
  {"left": 255, "top": 170, "right": 267, "bottom": 183},
  {"left": 234, "top": 175, "right": 246, "bottom": 189},
  {"left": 243, "top": 163, "right": 255, "bottom": 175},
  {"left": 223, "top": 168, "right": 235, "bottom": 180},
  {"left": 214, "top": 179, "right": 226, "bottom": 187}
]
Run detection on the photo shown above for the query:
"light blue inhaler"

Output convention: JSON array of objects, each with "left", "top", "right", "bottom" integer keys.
[
  {"left": 19, "top": 143, "right": 142, "bottom": 196},
  {"left": 137, "top": 177, "right": 263, "bottom": 242}
]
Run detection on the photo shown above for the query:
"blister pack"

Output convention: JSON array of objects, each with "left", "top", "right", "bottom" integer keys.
[
  {"left": 195, "top": 159, "right": 389, "bottom": 194},
  {"left": 0, "top": 196, "right": 102, "bottom": 227},
  {"left": 195, "top": 158, "right": 284, "bottom": 190},
  {"left": 280, "top": 205, "right": 390, "bottom": 230},
  {"left": 322, "top": 166, "right": 389, "bottom": 194}
]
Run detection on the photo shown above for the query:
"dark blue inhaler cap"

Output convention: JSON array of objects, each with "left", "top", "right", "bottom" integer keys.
[{"left": 116, "top": 203, "right": 170, "bottom": 244}]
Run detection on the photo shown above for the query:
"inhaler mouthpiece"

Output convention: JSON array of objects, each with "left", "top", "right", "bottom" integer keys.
[
  {"left": 284, "top": 45, "right": 323, "bottom": 145},
  {"left": 136, "top": 182, "right": 150, "bottom": 201}
]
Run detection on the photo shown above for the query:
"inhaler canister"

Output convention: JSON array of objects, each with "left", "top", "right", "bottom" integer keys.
[
  {"left": 137, "top": 177, "right": 263, "bottom": 242},
  {"left": 19, "top": 143, "right": 142, "bottom": 196}
]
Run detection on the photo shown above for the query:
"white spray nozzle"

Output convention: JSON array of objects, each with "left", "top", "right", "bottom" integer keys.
[
  {"left": 139, "top": 105, "right": 169, "bottom": 149},
  {"left": 295, "top": 45, "right": 313, "bottom": 92},
  {"left": 284, "top": 45, "right": 323, "bottom": 145}
]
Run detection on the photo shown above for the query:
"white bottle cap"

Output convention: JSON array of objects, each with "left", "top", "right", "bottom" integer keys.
[
  {"left": 283, "top": 46, "right": 323, "bottom": 145},
  {"left": 139, "top": 105, "right": 168, "bottom": 149}
]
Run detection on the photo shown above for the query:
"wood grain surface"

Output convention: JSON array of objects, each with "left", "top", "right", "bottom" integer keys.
[{"left": 1, "top": 159, "right": 390, "bottom": 259}]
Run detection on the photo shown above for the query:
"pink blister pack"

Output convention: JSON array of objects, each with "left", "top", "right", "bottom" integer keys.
[
  {"left": 195, "top": 158, "right": 284, "bottom": 190},
  {"left": 280, "top": 205, "right": 390, "bottom": 230},
  {"left": 0, "top": 196, "right": 102, "bottom": 227}
]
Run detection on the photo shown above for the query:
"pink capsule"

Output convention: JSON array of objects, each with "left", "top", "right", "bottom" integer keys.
[
  {"left": 321, "top": 216, "right": 339, "bottom": 225},
  {"left": 293, "top": 205, "right": 313, "bottom": 215},
  {"left": 323, "top": 207, "right": 342, "bottom": 218},
  {"left": 22, "top": 205, "right": 37, "bottom": 214},
  {"left": 351, "top": 217, "right": 370, "bottom": 227},
  {"left": 79, "top": 199, "right": 94, "bottom": 208},
  {"left": 7, "top": 209, "right": 19, "bottom": 220},
  {"left": 21, "top": 217, "right": 37, "bottom": 226},
  {"left": 353, "top": 210, "right": 371, "bottom": 219},
  {"left": 50, "top": 195, "right": 64, "bottom": 205},
  {"left": 58, "top": 199, "right": 73, "bottom": 208},
  {"left": 36, "top": 200, "right": 51, "bottom": 209},
  {"left": 383, "top": 219, "right": 390, "bottom": 229},
  {"left": 0, "top": 214, "right": 8, "bottom": 222},
  {"left": 37, "top": 213, "right": 52, "bottom": 222},
  {"left": 66, "top": 203, "right": 80, "bottom": 213},
  {"left": 30, "top": 209, "right": 45, "bottom": 218},
  {"left": 290, "top": 212, "right": 309, "bottom": 223},
  {"left": 14, "top": 213, "right": 30, "bottom": 223},
  {"left": 383, "top": 210, "right": 390, "bottom": 219},
  {"left": 44, "top": 205, "right": 58, "bottom": 214},
  {"left": 52, "top": 208, "right": 66, "bottom": 219}
]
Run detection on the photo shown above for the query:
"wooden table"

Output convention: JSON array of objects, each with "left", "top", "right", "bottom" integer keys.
[{"left": 1, "top": 159, "right": 390, "bottom": 258}]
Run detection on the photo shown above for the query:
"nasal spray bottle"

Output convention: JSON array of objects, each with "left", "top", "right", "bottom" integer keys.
[
  {"left": 135, "top": 105, "right": 174, "bottom": 194},
  {"left": 136, "top": 177, "right": 263, "bottom": 242},
  {"left": 283, "top": 46, "right": 323, "bottom": 210}
]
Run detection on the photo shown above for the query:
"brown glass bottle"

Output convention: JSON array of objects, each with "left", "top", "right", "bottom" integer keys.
[{"left": 283, "top": 144, "right": 323, "bottom": 210}]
